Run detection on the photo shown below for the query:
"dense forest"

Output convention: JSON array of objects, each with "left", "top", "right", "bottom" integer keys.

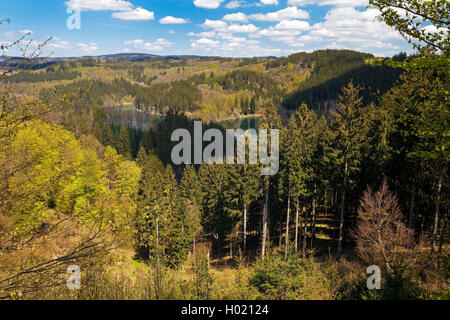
[
  {"left": 0, "top": 0, "right": 448, "bottom": 301},
  {"left": 4, "top": 48, "right": 404, "bottom": 120}
]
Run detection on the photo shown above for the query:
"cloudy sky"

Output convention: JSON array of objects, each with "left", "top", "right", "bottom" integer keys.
[{"left": 1, "top": 0, "right": 414, "bottom": 58}]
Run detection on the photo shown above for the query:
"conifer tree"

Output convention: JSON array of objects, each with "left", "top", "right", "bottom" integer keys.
[
  {"left": 117, "top": 125, "right": 132, "bottom": 159},
  {"left": 382, "top": 69, "right": 449, "bottom": 253},
  {"left": 180, "top": 165, "right": 202, "bottom": 255},
  {"left": 330, "top": 82, "right": 368, "bottom": 259},
  {"left": 259, "top": 104, "right": 282, "bottom": 260}
]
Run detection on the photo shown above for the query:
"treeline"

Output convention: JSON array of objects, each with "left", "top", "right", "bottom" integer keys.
[
  {"left": 213, "top": 69, "right": 283, "bottom": 98},
  {"left": 128, "top": 66, "right": 157, "bottom": 85},
  {"left": 134, "top": 80, "right": 202, "bottom": 113},
  {"left": 267, "top": 49, "right": 373, "bottom": 70},
  {"left": 282, "top": 50, "right": 405, "bottom": 111},
  {"left": 40, "top": 78, "right": 139, "bottom": 107},
  {"left": 4, "top": 69, "right": 80, "bottom": 83},
  {"left": 283, "top": 63, "right": 403, "bottom": 112}
]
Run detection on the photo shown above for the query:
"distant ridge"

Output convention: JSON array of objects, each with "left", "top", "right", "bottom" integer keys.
[{"left": 0, "top": 53, "right": 278, "bottom": 69}]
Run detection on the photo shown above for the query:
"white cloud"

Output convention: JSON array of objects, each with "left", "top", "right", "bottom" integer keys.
[
  {"left": 65, "top": 0, "right": 133, "bottom": 11},
  {"left": 422, "top": 25, "right": 448, "bottom": 35},
  {"left": 260, "top": 0, "right": 278, "bottom": 5},
  {"left": 288, "top": 0, "right": 367, "bottom": 7},
  {"left": 273, "top": 20, "right": 310, "bottom": 30},
  {"left": 188, "top": 31, "right": 217, "bottom": 38},
  {"left": 112, "top": 7, "right": 154, "bottom": 20},
  {"left": 66, "top": 0, "right": 154, "bottom": 22},
  {"left": 19, "top": 29, "right": 34, "bottom": 35},
  {"left": 223, "top": 12, "right": 248, "bottom": 22},
  {"left": 124, "top": 38, "right": 173, "bottom": 52},
  {"left": 254, "top": 20, "right": 311, "bottom": 44},
  {"left": 3, "top": 31, "right": 16, "bottom": 40},
  {"left": 201, "top": 19, "right": 259, "bottom": 33},
  {"left": 249, "top": 6, "right": 310, "bottom": 21},
  {"left": 201, "top": 19, "right": 228, "bottom": 29},
  {"left": 225, "top": 0, "right": 244, "bottom": 9},
  {"left": 191, "top": 38, "right": 221, "bottom": 48},
  {"left": 294, "top": 7, "right": 406, "bottom": 55},
  {"left": 160, "top": 16, "right": 189, "bottom": 24},
  {"left": 309, "top": 8, "right": 401, "bottom": 41},
  {"left": 3, "top": 30, "right": 34, "bottom": 40},
  {"left": 77, "top": 42, "right": 99, "bottom": 54},
  {"left": 193, "top": 0, "right": 225, "bottom": 9},
  {"left": 226, "top": 24, "right": 259, "bottom": 33},
  {"left": 190, "top": 35, "right": 285, "bottom": 57},
  {"left": 49, "top": 38, "right": 73, "bottom": 50}
]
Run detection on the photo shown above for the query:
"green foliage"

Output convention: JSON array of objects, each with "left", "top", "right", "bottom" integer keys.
[
  {"left": 4, "top": 70, "right": 80, "bottom": 83},
  {"left": 282, "top": 50, "right": 403, "bottom": 110},
  {"left": 135, "top": 80, "right": 202, "bottom": 113},
  {"left": 329, "top": 82, "right": 369, "bottom": 189},
  {"left": 192, "top": 254, "right": 213, "bottom": 300},
  {"left": 40, "top": 78, "right": 138, "bottom": 108},
  {"left": 250, "top": 250, "right": 332, "bottom": 300},
  {"left": 369, "top": 0, "right": 449, "bottom": 55},
  {"left": 135, "top": 153, "right": 192, "bottom": 268}
]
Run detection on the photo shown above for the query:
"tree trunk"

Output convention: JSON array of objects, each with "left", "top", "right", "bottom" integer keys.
[
  {"left": 408, "top": 192, "right": 415, "bottom": 229},
  {"left": 295, "top": 204, "right": 299, "bottom": 253},
  {"left": 278, "top": 220, "right": 282, "bottom": 247},
  {"left": 303, "top": 208, "right": 308, "bottom": 257},
  {"left": 439, "top": 210, "right": 447, "bottom": 253},
  {"left": 243, "top": 203, "right": 247, "bottom": 254},
  {"left": 432, "top": 178, "right": 442, "bottom": 254},
  {"left": 156, "top": 219, "right": 160, "bottom": 264},
  {"left": 337, "top": 161, "right": 347, "bottom": 260},
  {"left": 337, "top": 191, "right": 345, "bottom": 260},
  {"left": 230, "top": 235, "right": 233, "bottom": 258},
  {"left": 261, "top": 181, "right": 269, "bottom": 260},
  {"left": 310, "top": 194, "right": 317, "bottom": 249},
  {"left": 285, "top": 182, "right": 291, "bottom": 259}
]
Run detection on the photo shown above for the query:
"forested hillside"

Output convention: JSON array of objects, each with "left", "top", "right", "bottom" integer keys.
[
  {"left": 0, "top": 0, "right": 448, "bottom": 301},
  {"left": 4, "top": 49, "right": 403, "bottom": 122}
]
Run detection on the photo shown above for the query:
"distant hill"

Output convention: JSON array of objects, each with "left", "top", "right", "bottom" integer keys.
[
  {"left": 3, "top": 49, "right": 405, "bottom": 121},
  {"left": 280, "top": 50, "right": 405, "bottom": 112}
]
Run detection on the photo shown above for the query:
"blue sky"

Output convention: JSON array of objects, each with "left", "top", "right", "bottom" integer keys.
[{"left": 1, "top": 0, "right": 414, "bottom": 58}]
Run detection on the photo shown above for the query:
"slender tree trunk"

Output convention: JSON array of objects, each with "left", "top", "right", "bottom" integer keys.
[
  {"left": 193, "top": 237, "right": 196, "bottom": 256},
  {"left": 230, "top": 235, "right": 233, "bottom": 258},
  {"left": 439, "top": 210, "right": 447, "bottom": 253},
  {"left": 432, "top": 178, "right": 442, "bottom": 254},
  {"left": 285, "top": 182, "right": 291, "bottom": 259},
  {"left": 311, "top": 194, "right": 317, "bottom": 249},
  {"left": 243, "top": 203, "right": 247, "bottom": 254},
  {"left": 409, "top": 192, "right": 415, "bottom": 230},
  {"left": 337, "top": 191, "right": 345, "bottom": 260},
  {"left": 261, "top": 181, "right": 269, "bottom": 260},
  {"left": 156, "top": 219, "right": 160, "bottom": 265},
  {"left": 295, "top": 203, "right": 299, "bottom": 253},
  {"left": 303, "top": 208, "right": 308, "bottom": 257},
  {"left": 337, "top": 161, "right": 347, "bottom": 260},
  {"left": 278, "top": 220, "right": 282, "bottom": 247}
]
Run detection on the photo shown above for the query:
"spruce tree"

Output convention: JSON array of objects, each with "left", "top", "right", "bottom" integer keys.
[{"left": 330, "top": 82, "right": 368, "bottom": 260}]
